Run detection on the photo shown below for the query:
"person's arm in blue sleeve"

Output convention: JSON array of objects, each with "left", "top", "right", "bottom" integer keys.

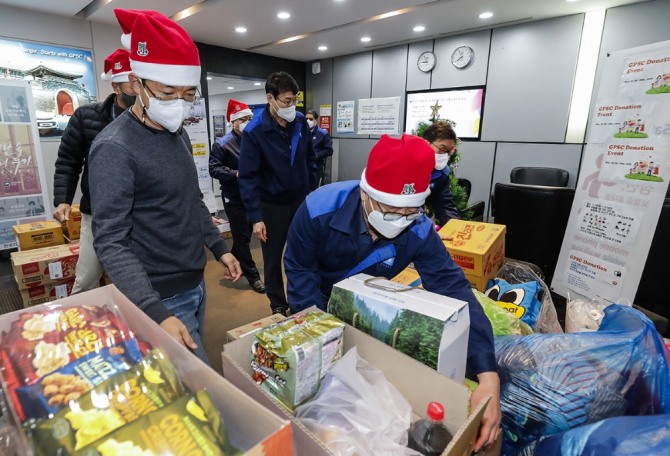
[
  {"left": 305, "top": 123, "right": 318, "bottom": 191},
  {"left": 208, "top": 141, "right": 237, "bottom": 182},
  {"left": 433, "top": 172, "right": 459, "bottom": 226},
  {"left": 314, "top": 130, "right": 333, "bottom": 160},
  {"left": 284, "top": 202, "right": 323, "bottom": 312},
  {"left": 238, "top": 131, "right": 263, "bottom": 223}
]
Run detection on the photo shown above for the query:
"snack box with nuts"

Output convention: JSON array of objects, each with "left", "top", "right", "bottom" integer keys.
[
  {"left": 0, "top": 286, "right": 292, "bottom": 456},
  {"left": 12, "top": 221, "right": 65, "bottom": 251},
  {"left": 11, "top": 243, "right": 80, "bottom": 290}
]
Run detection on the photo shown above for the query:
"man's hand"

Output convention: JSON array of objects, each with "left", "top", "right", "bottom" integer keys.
[
  {"left": 219, "top": 253, "right": 242, "bottom": 281},
  {"left": 471, "top": 371, "right": 502, "bottom": 452},
  {"left": 252, "top": 221, "right": 267, "bottom": 242},
  {"left": 159, "top": 316, "right": 198, "bottom": 350},
  {"left": 53, "top": 203, "right": 71, "bottom": 222}
]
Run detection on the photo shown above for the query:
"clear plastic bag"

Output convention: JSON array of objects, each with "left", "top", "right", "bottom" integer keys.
[
  {"left": 496, "top": 304, "right": 670, "bottom": 455},
  {"left": 473, "top": 289, "right": 533, "bottom": 336},
  {"left": 294, "top": 347, "right": 419, "bottom": 456},
  {"left": 495, "top": 260, "right": 563, "bottom": 333},
  {"left": 565, "top": 297, "right": 609, "bottom": 333}
]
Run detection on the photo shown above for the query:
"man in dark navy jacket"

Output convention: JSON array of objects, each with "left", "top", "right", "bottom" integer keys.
[
  {"left": 306, "top": 110, "right": 333, "bottom": 186},
  {"left": 284, "top": 134, "right": 500, "bottom": 452},
  {"left": 239, "top": 72, "right": 318, "bottom": 315}
]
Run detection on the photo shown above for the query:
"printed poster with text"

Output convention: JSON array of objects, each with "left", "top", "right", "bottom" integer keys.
[
  {"left": 183, "top": 96, "right": 216, "bottom": 213},
  {"left": 357, "top": 97, "right": 400, "bottom": 135},
  {"left": 553, "top": 40, "right": 670, "bottom": 303}
]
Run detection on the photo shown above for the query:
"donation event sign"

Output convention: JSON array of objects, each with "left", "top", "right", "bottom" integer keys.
[{"left": 552, "top": 40, "right": 670, "bottom": 303}]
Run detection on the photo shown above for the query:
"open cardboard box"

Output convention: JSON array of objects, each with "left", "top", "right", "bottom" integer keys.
[
  {"left": 223, "top": 316, "right": 501, "bottom": 456},
  {"left": 0, "top": 285, "right": 292, "bottom": 456}
]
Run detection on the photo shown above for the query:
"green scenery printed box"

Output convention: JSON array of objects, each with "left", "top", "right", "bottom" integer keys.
[{"left": 328, "top": 273, "right": 470, "bottom": 382}]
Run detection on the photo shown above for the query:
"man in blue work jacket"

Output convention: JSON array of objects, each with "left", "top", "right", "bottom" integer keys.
[
  {"left": 284, "top": 134, "right": 500, "bottom": 452},
  {"left": 306, "top": 110, "right": 333, "bottom": 186},
  {"left": 239, "top": 72, "right": 318, "bottom": 316}
]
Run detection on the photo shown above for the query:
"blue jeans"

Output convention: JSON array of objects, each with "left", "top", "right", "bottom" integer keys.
[{"left": 162, "top": 279, "right": 210, "bottom": 365}]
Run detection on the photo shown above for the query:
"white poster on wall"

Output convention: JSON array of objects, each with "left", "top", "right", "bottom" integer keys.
[
  {"left": 0, "top": 80, "right": 51, "bottom": 250},
  {"left": 552, "top": 40, "right": 670, "bottom": 303},
  {"left": 336, "top": 100, "right": 355, "bottom": 134},
  {"left": 357, "top": 96, "right": 400, "bottom": 135},
  {"left": 183, "top": 96, "right": 217, "bottom": 213}
]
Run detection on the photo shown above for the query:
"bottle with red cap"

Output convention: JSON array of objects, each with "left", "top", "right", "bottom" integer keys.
[{"left": 407, "top": 401, "right": 453, "bottom": 456}]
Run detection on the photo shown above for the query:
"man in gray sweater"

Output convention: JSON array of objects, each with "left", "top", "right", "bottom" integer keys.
[{"left": 88, "top": 10, "right": 241, "bottom": 364}]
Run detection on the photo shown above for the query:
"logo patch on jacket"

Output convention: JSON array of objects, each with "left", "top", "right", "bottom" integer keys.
[{"left": 381, "top": 257, "right": 395, "bottom": 268}]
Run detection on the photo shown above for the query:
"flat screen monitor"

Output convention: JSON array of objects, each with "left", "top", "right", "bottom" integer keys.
[{"left": 404, "top": 87, "right": 485, "bottom": 140}]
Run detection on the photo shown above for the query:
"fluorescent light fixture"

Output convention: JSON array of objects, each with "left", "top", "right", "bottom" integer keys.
[
  {"left": 277, "top": 12, "right": 290, "bottom": 19},
  {"left": 379, "top": 10, "right": 402, "bottom": 19},
  {"left": 227, "top": 86, "right": 234, "bottom": 90},
  {"left": 413, "top": 25, "right": 425, "bottom": 32},
  {"left": 566, "top": 10, "right": 605, "bottom": 143},
  {"left": 206, "top": 76, "right": 212, "bottom": 80},
  {"left": 254, "top": 82, "right": 262, "bottom": 86},
  {"left": 235, "top": 26, "right": 247, "bottom": 33},
  {"left": 277, "top": 34, "right": 307, "bottom": 44},
  {"left": 361, "top": 36, "right": 371, "bottom": 42},
  {"left": 318, "top": 45, "right": 328, "bottom": 51},
  {"left": 479, "top": 12, "right": 493, "bottom": 19}
]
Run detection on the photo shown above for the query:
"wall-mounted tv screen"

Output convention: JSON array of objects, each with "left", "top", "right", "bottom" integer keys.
[{"left": 404, "top": 87, "right": 485, "bottom": 140}]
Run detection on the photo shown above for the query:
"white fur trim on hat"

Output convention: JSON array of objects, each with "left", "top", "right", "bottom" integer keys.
[
  {"left": 230, "top": 108, "right": 252, "bottom": 122},
  {"left": 121, "top": 33, "right": 131, "bottom": 50},
  {"left": 101, "top": 71, "right": 112, "bottom": 82},
  {"left": 359, "top": 169, "right": 431, "bottom": 207},
  {"left": 130, "top": 59, "right": 200, "bottom": 86},
  {"left": 111, "top": 71, "right": 131, "bottom": 83}
]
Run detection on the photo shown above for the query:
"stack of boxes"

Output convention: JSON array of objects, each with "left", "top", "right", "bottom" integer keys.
[{"left": 10, "top": 216, "right": 82, "bottom": 307}]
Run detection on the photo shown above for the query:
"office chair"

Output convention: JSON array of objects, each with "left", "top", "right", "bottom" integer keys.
[
  {"left": 510, "top": 167, "right": 570, "bottom": 187},
  {"left": 457, "top": 178, "right": 485, "bottom": 221},
  {"left": 634, "top": 198, "right": 670, "bottom": 328},
  {"left": 493, "top": 183, "right": 575, "bottom": 282}
]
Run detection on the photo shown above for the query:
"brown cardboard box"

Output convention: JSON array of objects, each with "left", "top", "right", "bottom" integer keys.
[
  {"left": 12, "top": 220, "right": 64, "bottom": 251},
  {"left": 62, "top": 204, "right": 81, "bottom": 240},
  {"left": 19, "top": 278, "right": 75, "bottom": 307},
  {"left": 440, "top": 220, "right": 506, "bottom": 291},
  {"left": 10, "top": 243, "right": 79, "bottom": 289},
  {"left": 0, "top": 286, "right": 293, "bottom": 456},
  {"left": 223, "top": 315, "right": 500, "bottom": 456},
  {"left": 226, "top": 314, "right": 287, "bottom": 342}
]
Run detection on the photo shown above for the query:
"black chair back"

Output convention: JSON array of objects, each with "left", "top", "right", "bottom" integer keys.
[
  {"left": 493, "top": 183, "right": 575, "bottom": 282},
  {"left": 510, "top": 167, "right": 569, "bottom": 187},
  {"left": 634, "top": 198, "right": 670, "bottom": 319}
]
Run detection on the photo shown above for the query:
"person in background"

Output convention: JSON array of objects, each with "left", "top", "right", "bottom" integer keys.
[
  {"left": 53, "top": 48, "right": 135, "bottom": 294},
  {"left": 88, "top": 10, "right": 241, "bottom": 364},
  {"left": 423, "top": 121, "right": 460, "bottom": 227},
  {"left": 239, "top": 71, "right": 318, "bottom": 316},
  {"left": 305, "top": 110, "right": 333, "bottom": 186},
  {"left": 209, "top": 99, "right": 265, "bottom": 294},
  {"left": 284, "top": 134, "right": 500, "bottom": 452}
]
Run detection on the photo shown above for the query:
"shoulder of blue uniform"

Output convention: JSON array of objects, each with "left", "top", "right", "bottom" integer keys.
[
  {"left": 316, "top": 127, "right": 329, "bottom": 135},
  {"left": 409, "top": 215, "right": 434, "bottom": 240},
  {"left": 306, "top": 181, "right": 360, "bottom": 219},
  {"left": 247, "top": 109, "right": 264, "bottom": 131},
  {"left": 216, "top": 131, "right": 234, "bottom": 146}
]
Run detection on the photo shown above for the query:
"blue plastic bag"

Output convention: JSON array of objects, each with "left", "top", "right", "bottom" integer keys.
[
  {"left": 485, "top": 278, "right": 543, "bottom": 329},
  {"left": 496, "top": 304, "right": 670, "bottom": 455}
]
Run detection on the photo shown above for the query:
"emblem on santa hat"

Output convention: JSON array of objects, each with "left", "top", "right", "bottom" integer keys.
[
  {"left": 227, "top": 99, "right": 252, "bottom": 122},
  {"left": 100, "top": 49, "right": 132, "bottom": 83},
  {"left": 359, "top": 134, "right": 435, "bottom": 207}
]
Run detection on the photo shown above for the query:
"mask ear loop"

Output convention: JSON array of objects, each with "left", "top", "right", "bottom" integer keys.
[{"left": 363, "top": 276, "right": 420, "bottom": 293}]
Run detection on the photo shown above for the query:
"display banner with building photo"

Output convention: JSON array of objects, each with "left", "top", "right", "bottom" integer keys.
[
  {"left": 0, "top": 38, "right": 96, "bottom": 141},
  {"left": 552, "top": 40, "right": 670, "bottom": 303},
  {"left": 0, "top": 79, "right": 51, "bottom": 250}
]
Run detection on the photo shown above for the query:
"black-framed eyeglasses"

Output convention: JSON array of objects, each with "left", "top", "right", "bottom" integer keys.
[
  {"left": 275, "top": 96, "right": 297, "bottom": 107},
  {"left": 431, "top": 142, "right": 456, "bottom": 154},
  {"left": 143, "top": 81, "right": 198, "bottom": 103},
  {"left": 375, "top": 201, "right": 423, "bottom": 221}
]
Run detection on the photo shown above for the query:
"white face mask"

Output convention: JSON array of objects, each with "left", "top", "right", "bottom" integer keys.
[
  {"left": 272, "top": 98, "right": 296, "bottom": 122},
  {"left": 307, "top": 119, "right": 316, "bottom": 129},
  {"left": 365, "top": 198, "right": 414, "bottom": 239},
  {"left": 238, "top": 120, "right": 249, "bottom": 132},
  {"left": 140, "top": 86, "right": 189, "bottom": 133},
  {"left": 435, "top": 153, "right": 450, "bottom": 171}
]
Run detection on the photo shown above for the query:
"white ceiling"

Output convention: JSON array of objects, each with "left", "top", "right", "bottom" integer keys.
[{"left": 1, "top": 0, "right": 651, "bottom": 62}]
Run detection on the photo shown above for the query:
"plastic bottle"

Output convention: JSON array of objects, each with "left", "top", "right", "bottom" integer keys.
[{"left": 407, "top": 401, "right": 453, "bottom": 456}]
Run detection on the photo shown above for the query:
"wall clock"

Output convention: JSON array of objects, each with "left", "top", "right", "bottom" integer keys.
[
  {"left": 451, "top": 45, "right": 474, "bottom": 69},
  {"left": 417, "top": 51, "right": 437, "bottom": 73}
]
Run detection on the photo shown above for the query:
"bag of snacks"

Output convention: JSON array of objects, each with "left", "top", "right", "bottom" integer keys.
[
  {"left": 28, "top": 349, "right": 184, "bottom": 454},
  {"left": 252, "top": 309, "right": 345, "bottom": 411}
]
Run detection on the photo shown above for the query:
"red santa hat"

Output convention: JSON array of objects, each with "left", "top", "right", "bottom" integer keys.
[
  {"left": 114, "top": 9, "right": 164, "bottom": 50},
  {"left": 227, "top": 99, "right": 252, "bottom": 122},
  {"left": 121, "top": 11, "right": 201, "bottom": 87},
  {"left": 100, "top": 49, "right": 131, "bottom": 83},
  {"left": 359, "top": 134, "right": 434, "bottom": 207}
]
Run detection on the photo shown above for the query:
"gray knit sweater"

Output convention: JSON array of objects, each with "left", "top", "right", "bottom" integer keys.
[{"left": 88, "top": 110, "right": 228, "bottom": 323}]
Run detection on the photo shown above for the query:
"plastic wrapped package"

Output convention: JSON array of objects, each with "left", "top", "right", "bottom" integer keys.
[
  {"left": 565, "top": 298, "right": 610, "bottom": 333},
  {"left": 495, "top": 260, "right": 563, "bottom": 334},
  {"left": 516, "top": 415, "right": 670, "bottom": 456},
  {"left": 294, "top": 347, "right": 419, "bottom": 456},
  {"left": 473, "top": 290, "right": 533, "bottom": 336},
  {"left": 496, "top": 305, "right": 670, "bottom": 455}
]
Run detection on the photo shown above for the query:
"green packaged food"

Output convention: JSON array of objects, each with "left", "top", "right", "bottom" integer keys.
[
  {"left": 252, "top": 309, "right": 345, "bottom": 411},
  {"left": 474, "top": 289, "right": 533, "bottom": 336},
  {"left": 80, "top": 390, "right": 242, "bottom": 456},
  {"left": 28, "top": 349, "right": 185, "bottom": 455}
]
